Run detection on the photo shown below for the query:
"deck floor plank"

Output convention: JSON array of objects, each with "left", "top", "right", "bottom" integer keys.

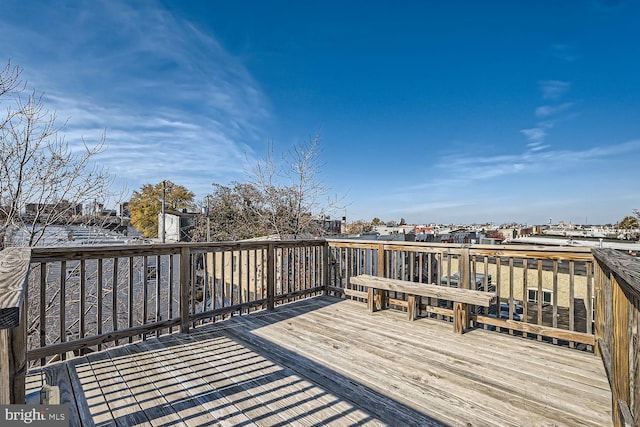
[
  {"left": 31, "top": 295, "right": 612, "bottom": 427},
  {"left": 280, "top": 299, "right": 612, "bottom": 403},
  {"left": 68, "top": 355, "right": 115, "bottom": 426},
  {"left": 173, "top": 332, "right": 327, "bottom": 427},
  {"left": 116, "top": 340, "right": 190, "bottom": 426},
  {"left": 86, "top": 347, "right": 154, "bottom": 426},
  {"left": 242, "top": 298, "right": 610, "bottom": 426},
  {"left": 132, "top": 333, "right": 256, "bottom": 427}
]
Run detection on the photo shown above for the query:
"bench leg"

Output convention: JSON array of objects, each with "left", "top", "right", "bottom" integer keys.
[
  {"left": 453, "top": 302, "right": 469, "bottom": 334},
  {"left": 375, "top": 289, "right": 387, "bottom": 311},
  {"left": 367, "top": 288, "right": 375, "bottom": 312},
  {"left": 407, "top": 295, "right": 417, "bottom": 321}
]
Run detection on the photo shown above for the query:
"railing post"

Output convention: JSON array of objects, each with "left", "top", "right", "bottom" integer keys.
[
  {"left": 0, "top": 248, "right": 31, "bottom": 404},
  {"left": 460, "top": 246, "right": 471, "bottom": 290},
  {"left": 179, "top": 246, "right": 191, "bottom": 334},
  {"left": 592, "top": 248, "right": 640, "bottom": 427},
  {"left": 323, "top": 240, "right": 329, "bottom": 296},
  {"left": 376, "top": 244, "right": 385, "bottom": 277},
  {"left": 0, "top": 304, "right": 26, "bottom": 404},
  {"left": 267, "top": 243, "right": 275, "bottom": 310},
  {"left": 611, "top": 273, "right": 630, "bottom": 427}
]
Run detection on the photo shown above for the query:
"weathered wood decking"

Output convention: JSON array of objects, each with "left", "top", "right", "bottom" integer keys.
[{"left": 28, "top": 296, "right": 612, "bottom": 426}]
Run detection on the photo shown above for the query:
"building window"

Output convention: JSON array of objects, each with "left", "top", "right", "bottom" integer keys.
[
  {"left": 66, "top": 265, "right": 80, "bottom": 280},
  {"left": 527, "top": 289, "right": 552, "bottom": 305},
  {"left": 146, "top": 266, "right": 157, "bottom": 281}
]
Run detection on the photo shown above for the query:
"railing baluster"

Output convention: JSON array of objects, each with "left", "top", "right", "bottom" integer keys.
[
  {"left": 39, "top": 263, "right": 46, "bottom": 366},
  {"left": 522, "top": 258, "right": 528, "bottom": 338},
  {"left": 267, "top": 243, "right": 275, "bottom": 310},
  {"left": 552, "top": 259, "right": 558, "bottom": 345},
  {"left": 190, "top": 252, "right": 196, "bottom": 326},
  {"left": 220, "top": 251, "right": 226, "bottom": 312},
  {"left": 128, "top": 256, "right": 134, "bottom": 343},
  {"left": 97, "top": 258, "right": 103, "bottom": 351},
  {"left": 112, "top": 257, "right": 119, "bottom": 346},
  {"left": 179, "top": 247, "right": 190, "bottom": 334},
  {"left": 495, "top": 256, "right": 501, "bottom": 333},
  {"left": 211, "top": 251, "right": 217, "bottom": 312},
  {"left": 59, "top": 260, "right": 66, "bottom": 360},
  {"left": 80, "top": 259, "right": 86, "bottom": 341},
  {"left": 587, "top": 261, "right": 593, "bottom": 337},
  {"left": 245, "top": 249, "right": 250, "bottom": 309},
  {"left": 569, "top": 260, "right": 575, "bottom": 349},
  {"left": 143, "top": 256, "right": 149, "bottom": 337},
  {"left": 238, "top": 250, "right": 243, "bottom": 310},
  {"left": 508, "top": 257, "right": 514, "bottom": 335},
  {"left": 253, "top": 248, "right": 258, "bottom": 306},
  {"left": 168, "top": 253, "right": 174, "bottom": 333},
  {"left": 155, "top": 254, "right": 161, "bottom": 337},
  {"left": 537, "top": 259, "right": 543, "bottom": 341}
]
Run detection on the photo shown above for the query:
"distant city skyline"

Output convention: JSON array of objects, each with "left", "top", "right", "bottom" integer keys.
[{"left": 1, "top": 1, "right": 638, "bottom": 225}]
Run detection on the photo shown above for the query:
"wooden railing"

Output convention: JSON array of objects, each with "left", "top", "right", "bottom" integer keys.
[
  {"left": 327, "top": 239, "right": 596, "bottom": 349},
  {"left": 1, "top": 237, "right": 636, "bottom": 427},
  {"left": 0, "top": 240, "right": 327, "bottom": 403},
  {"left": 594, "top": 248, "right": 639, "bottom": 427}
]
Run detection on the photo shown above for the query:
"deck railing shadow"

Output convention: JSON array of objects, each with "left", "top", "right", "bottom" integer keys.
[{"left": 37, "top": 295, "right": 444, "bottom": 426}]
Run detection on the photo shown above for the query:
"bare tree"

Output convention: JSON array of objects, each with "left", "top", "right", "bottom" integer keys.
[
  {"left": 345, "top": 220, "right": 373, "bottom": 235},
  {"left": 0, "top": 61, "right": 127, "bottom": 365},
  {"left": 0, "top": 60, "right": 114, "bottom": 249},
  {"left": 192, "top": 182, "right": 267, "bottom": 242},
  {"left": 248, "top": 134, "right": 344, "bottom": 239}
]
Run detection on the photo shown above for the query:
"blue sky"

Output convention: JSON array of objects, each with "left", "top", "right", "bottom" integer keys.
[{"left": 1, "top": 0, "right": 639, "bottom": 225}]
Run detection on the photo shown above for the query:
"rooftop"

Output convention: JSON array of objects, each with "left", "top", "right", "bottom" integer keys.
[{"left": 2, "top": 239, "right": 638, "bottom": 426}]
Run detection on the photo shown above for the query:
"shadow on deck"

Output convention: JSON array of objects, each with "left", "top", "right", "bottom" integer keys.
[{"left": 29, "top": 296, "right": 611, "bottom": 427}]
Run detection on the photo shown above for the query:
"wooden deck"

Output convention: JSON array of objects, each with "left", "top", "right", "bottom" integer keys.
[{"left": 28, "top": 296, "right": 612, "bottom": 427}]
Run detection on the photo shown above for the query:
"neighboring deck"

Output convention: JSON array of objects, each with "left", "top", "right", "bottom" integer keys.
[{"left": 29, "top": 296, "right": 611, "bottom": 427}]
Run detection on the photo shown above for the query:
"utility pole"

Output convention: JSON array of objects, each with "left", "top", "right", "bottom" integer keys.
[
  {"left": 161, "top": 180, "right": 166, "bottom": 243},
  {"left": 202, "top": 196, "right": 211, "bottom": 242},
  {"left": 206, "top": 196, "right": 211, "bottom": 242}
]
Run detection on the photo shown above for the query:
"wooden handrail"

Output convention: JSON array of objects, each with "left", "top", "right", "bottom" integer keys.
[
  {"left": 593, "top": 248, "right": 639, "bottom": 427},
  {"left": 0, "top": 247, "right": 32, "bottom": 404},
  {"left": 0, "top": 248, "right": 31, "bottom": 329}
]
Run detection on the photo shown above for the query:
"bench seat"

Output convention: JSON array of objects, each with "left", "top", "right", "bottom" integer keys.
[{"left": 348, "top": 274, "right": 497, "bottom": 334}]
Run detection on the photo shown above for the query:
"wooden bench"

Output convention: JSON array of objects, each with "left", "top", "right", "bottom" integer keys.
[{"left": 347, "top": 274, "right": 497, "bottom": 334}]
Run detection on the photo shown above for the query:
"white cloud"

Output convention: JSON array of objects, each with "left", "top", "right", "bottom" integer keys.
[
  {"left": 409, "top": 139, "right": 640, "bottom": 194},
  {"left": 535, "top": 102, "right": 574, "bottom": 118},
  {"left": 520, "top": 127, "right": 547, "bottom": 144},
  {"left": 539, "top": 80, "right": 571, "bottom": 100},
  {"left": 0, "top": 1, "right": 270, "bottom": 200}
]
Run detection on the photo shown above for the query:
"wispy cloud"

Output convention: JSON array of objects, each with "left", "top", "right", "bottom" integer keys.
[
  {"left": 539, "top": 80, "right": 571, "bottom": 100},
  {"left": 535, "top": 102, "right": 574, "bottom": 118},
  {"left": 550, "top": 43, "right": 580, "bottom": 62},
  {"left": 408, "top": 139, "right": 640, "bottom": 193},
  {"left": 0, "top": 1, "right": 270, "bottom": 199},
  {"left": 518, "top": 80, "right": 575, "bottom": 152},
  {"left": 520, "top": 127, "right": 547, "bottom": 145}
]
